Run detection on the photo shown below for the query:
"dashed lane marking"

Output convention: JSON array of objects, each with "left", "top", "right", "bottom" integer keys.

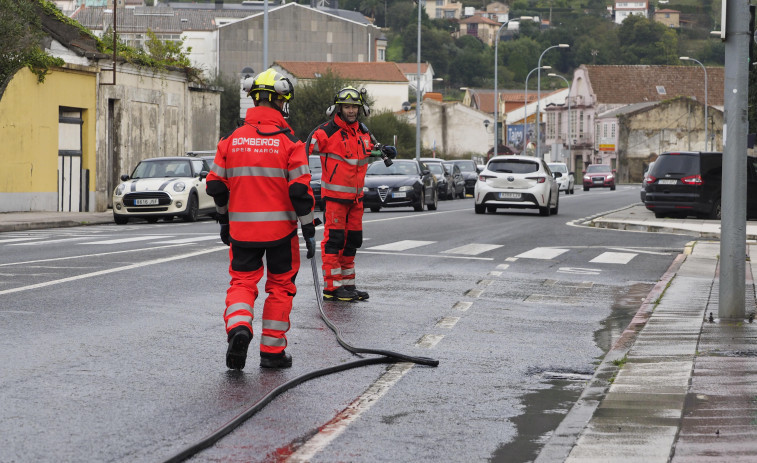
[
  {"left": 496, "top": 264, "right": 510, "bottom": 270},
  {"left": 514, "top": 247, "right": 570, "bottom": 260},
  {"left": 452, "top": 301, "right": 473, "bottom": 311},
  {"left": 152, "top": 235, "right": 221, "bottom": 244},
  {"left": 590, "top": 251, "right": 638, "bottom": 264},
  {"left": 443, "top": 243, "right": 503, "bottom": 255},
  {"left": 415, "top": 334, "right": 444, "bottom": 348},
  {"left": 365, "top": 240, "right": 435, "bottom": 251},
  {"left": 435, "top": 317, "right": 460, "bottom": 329},
  {"left": 79, "top": 235, "right": 171, "bottom": 245}
]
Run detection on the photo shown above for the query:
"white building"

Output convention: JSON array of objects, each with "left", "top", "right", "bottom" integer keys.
[{"left": 614, "top": 0, "right": 649, "bottom": 24}]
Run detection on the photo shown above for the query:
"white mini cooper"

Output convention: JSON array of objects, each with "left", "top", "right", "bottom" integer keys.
[{"left": 112, "top": 156, "right": 216, "bottom": 224}]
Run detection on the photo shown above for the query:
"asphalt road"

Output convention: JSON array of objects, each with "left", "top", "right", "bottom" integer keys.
[{"left": 0, "top": 186, "right": 693, "bottom": 463}]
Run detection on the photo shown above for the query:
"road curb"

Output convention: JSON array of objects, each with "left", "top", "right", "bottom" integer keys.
[{"left": 534, "top": 241, "right": 693, "bottom": 463}]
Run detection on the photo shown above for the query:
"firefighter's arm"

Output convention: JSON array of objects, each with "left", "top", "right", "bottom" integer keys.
[
  {"left": 206, "top": 140, "right": 231, "bottom": 245},
  {"left": 288, "top": 142, "right": 318, "bottom": 258}
]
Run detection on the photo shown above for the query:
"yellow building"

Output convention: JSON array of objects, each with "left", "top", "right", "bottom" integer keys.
[{"left": 0, "top": 64, "right": 98, "bottom": 211}]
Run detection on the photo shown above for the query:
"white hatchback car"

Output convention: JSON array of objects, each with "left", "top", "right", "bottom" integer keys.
[
  {"left": 547, "top": 162, "right": 575, "bottom": 194},
  {"left": 474, "top": 155, "right": 560, "bottom": 216},
  {"left": 112, "top": 156, "right": 215, "bottom": 224}
]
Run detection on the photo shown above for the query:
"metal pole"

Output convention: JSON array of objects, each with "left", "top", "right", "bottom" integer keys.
[
  {"left": 263, "top": 0, "right": 269, "bottom": 68},
  {"left": 680, "top": 57, "right": 708, "bottom": 151},
  {"left": 524, "top": 66, "right": 548, "bottom": 154},
  {"left": 536, "top": 44, "right": 569, "bottom": 159},
  {"left": 548, "top": 73, "right": 571, "bottom": 166},
  {"left": 415, "top": 0, "right": 422, "bottom": 162},
  {"left": 494, "top": 21, "right": 509, "bottom": 159},
  {"left": 720, "top": 0, "right": 749, "bottom": 320}
]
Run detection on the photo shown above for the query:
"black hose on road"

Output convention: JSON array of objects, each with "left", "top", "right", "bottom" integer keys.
[{"left": 162, "top": 248, "right": 438, "bottom": 463}]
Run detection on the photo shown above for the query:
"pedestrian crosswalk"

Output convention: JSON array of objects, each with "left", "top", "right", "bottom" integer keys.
[{"left": 0, "top": 228, "right": 665, "bottom": 266}]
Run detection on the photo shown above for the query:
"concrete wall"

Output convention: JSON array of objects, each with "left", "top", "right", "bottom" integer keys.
[
  {"left": 94, "top": 64, "right": 221, "bottom": 211},
  {"left": 218, "top": 4, "right": 381, "bottom": 79},
  {"left": 617, "top": 98, "right": 724, "bottom": 182},
  {"left": 0, "top": 65, "right": 97, "bottom": 212},
  {"left": 412, "top": 100, "right": 491, "bottom": 158}
]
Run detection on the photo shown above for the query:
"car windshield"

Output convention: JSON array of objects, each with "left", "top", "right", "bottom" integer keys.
[
  {"left": 487, "top": 159, "right": 539, "bottom": 174},
  {"left": 453, "top": 161, "right": 477, "bottom": 173},
  {"left": 308, "top": 156, "right": 321, "bottom": 173},
  {"left": 132, "top": 160, "right": 193, "bottom": 179},
  {"left": 367, "top": 161, "right": 418, "bottom": 175},
  {"left": 548, "top": 164, "right": 568, "bottom": 173},
  {"left": 428, "top": 164, "right": 444, "bottom": 175},
  {"left": 586, "top": 165, "right": 611, "bottom": 173}
]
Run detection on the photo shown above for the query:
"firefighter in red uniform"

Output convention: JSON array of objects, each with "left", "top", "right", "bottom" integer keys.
[
  {"left": 309, "top": 87, "right": 396, "bottom": 302},
  {"left": 206, "top": 68, "right": 316, "bottom": 370}
]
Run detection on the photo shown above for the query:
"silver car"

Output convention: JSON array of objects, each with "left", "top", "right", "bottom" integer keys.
[{"left": 474, "top": 155, "right": 560, "bottom": 216}]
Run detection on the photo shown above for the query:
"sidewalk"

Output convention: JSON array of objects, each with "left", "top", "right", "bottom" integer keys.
[
  {"left": 3, "top": 206, "right": 757, "bottom": 461},
  {"left": 537, "top": 206, "right": 757, "bottom": 462}
]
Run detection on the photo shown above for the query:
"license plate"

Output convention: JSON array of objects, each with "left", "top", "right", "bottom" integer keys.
[
  {"left": 658, "top": 179, "right": 677, "bottom": 185},
  {"left": 593, "top": 178, "right": 603, "bottom": 183},
  {"left": 498, "top": 192, "right": 521, "bottom": 199},
  {"left": 392, "top": 192, "right": 406, "bottom": 198},
  {"left": 135, "top": 198, "right": 159, "bottom": 206}
]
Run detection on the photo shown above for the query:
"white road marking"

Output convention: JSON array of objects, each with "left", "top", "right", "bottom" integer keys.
[
  {"left": 0, "top": 243, "right": 191, "bottom": 268},
  {"left": 358, "top": 250, "right": 493, "bottom": 261},
  {"left": 436, "top": 317, "right": 460, "bottom": 329},
  {"left": 0, "top": 237, "right": 41, "bottom": 244},
  {"left": 557, "top": 267, "right": 601, "bottom": 275},
  {"left": 606, "top": 246, "right": 671, "bottom": 256},
  {"left": 590, "top": 251, "right": 637, "bottom": 264},
  {"left": 452, "top": 301, "right": 473, "bottom": 311},
  {"left": 81, "top": 235, "right": 171, "bottom": 245},
  {"left": 505, "top": 257, "right": 518, "bottom": 262},
  {"left": 10, "top": 236, "right": 90, "bottom": 246},
  {"left": 443, "top": 243, "right": 503, "bottom": 255},
  {"left": 515, "top": 247, "right": 570, "bottom": 260},
  {"left": 286, "top": 362, "right": 415, "bottom": 463},
  {"left": 0, "top": 247, "right": 224, "bottom": 295},
  {"left": 496, "top": 263, "right": 510, "bottom": 270},
  {"left": 415, "top": 334, "right": 444, "bottom": 348},
  {"left": 466, "top": 288, "right": 484, "bottom": 298},
  {"left": 488, "top": 271, "right": 502, "bottom": 277},
  {"left": 365, "top": 240, "right": 435, "bottom": 251},
  {"left": 152, "top": 235, "right": 220, "bottom": 244}
]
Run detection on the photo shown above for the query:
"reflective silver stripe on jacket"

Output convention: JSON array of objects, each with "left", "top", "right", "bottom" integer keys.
[
  {"left": 224, "top": 302, "right": 252, "bottom": 318},
  {"left": 230, "top": 211, "right": 297, "bottom": 222},
  {"left": 262, "top": 319, "right": 290, "bottom": 331},
  {"left": 226, "top": 314, "right": 252, "bottom": 329},
  {"left": 289, "top": 164, "right": 310, "bottom": 180},
  {"left": 325, "top": 152, "right": 359, "bottom": 166},
  {"left": 321, "top": 182, "right": 358, "bottom": 194},
  {"left": 228, "top": 166, "right": 287, "bottom": 178},
  {"left": 342, "top": 268, "right": 355, "bottom": 276},
  {"left": 261, "top": 335, "right": 287, "bottom": 347},
  {"left": 357, "top": 157, "right": 372, "bottom": 166},
  {"left": 212, "top": 166, "right": 228, "bottom": 178},
  {"left": 310, "top": 139, "right": 320, "bottom": 154},
  {"left": 330, "top": 268, "right": 342, "bottom": 276},
  {"left": 341, "top": 277, "right": 355, "bottom": 285},
  {"left": 299, "top": 211, "right": 314, "bottom": 225}
]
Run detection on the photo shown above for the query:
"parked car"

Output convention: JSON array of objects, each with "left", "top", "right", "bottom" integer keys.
[
  {"left": 474, "top": 155, "right": 560, "bottom": 216},
  {"left": 442, "top": 161, "right": 466, "bottom": 199},
  {"left": 547, "top": 162, "right": 575, "bottom": 194},
  {"left": 308, "top": 155, "right": 324, "bottom": 210},
  {"left": 419, "top": 158, "right": 453, "bottom": 200},
  {"left": 640, "top": 160, "right": 655, "bottom": 202},
  {"left": 644, "top": 151, "right": 757, "bottom": 219},
  {"left": 445, "top": 159, "right": 479, "bottom": 196},
  {"left": 582, "top": 164, "right": 616, "bottom": 191},
  {"left": 112, "top": 156, "right": 215, "bottom": 224},
  {"left": 363, "top": 159, "right": 438, "bottom": 212}
]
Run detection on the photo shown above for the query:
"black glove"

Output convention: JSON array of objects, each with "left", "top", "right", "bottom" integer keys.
[
  {"left": 381, "top": 145, "right": 398, "bottom": 159},
  {"left": 220, "top": 224, "right": 230, "bottom": 246},
  {"left": 302, "top": 222, "right": 316, "bottom": 259}
]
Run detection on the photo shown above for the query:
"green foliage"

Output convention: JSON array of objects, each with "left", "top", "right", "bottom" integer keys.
[
  {"left": 213, "top": 73, "right": 242, "bottom": 137},
  {"left": 144, "top": 30, "right": 192, "bottom": 67},
  {"left": 0, "top": 0, "right": 65, "bottom": 84},
  {"left": 363, "top": 111, "right": 416, "bottom": 158},
  {"left": 616, "top": 15, "right": 678, "bottom": 65}
]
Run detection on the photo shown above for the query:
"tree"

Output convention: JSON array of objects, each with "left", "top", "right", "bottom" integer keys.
[
  {"left": 286, "top": 71, "right": 353, "bottom": 142},
  {"left": 213, "top": 73, "right": 242, "bottom": 137},
  {"left": 363, "top": 111, "right": 416, "bottom": 158}
]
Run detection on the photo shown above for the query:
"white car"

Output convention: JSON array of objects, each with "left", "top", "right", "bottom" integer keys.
[
  {"left": 112, "top": 156, "right": 215, "bottom": 224},
  {"left": 547, "top": 162, "right": 575, "bottom": 194},
  {"left": 474, "top": 155, "right": 560, "bottom": 216}
]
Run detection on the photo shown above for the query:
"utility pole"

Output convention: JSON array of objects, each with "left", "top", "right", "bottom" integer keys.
[{"left": 720, "top": 0, "right": 749, "bottom": 319}]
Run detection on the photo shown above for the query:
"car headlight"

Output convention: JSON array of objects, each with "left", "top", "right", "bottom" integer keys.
[
  {"left": 115, "top": 183, "right": 126, "bottom": 196},
  {"left": 584, "top": 176, "right": 590, "bottom": 181},
  {"left": 607, "top": 174, "right": 614, "bottom": 180},
  {"left": 398, "top": 186, "right": 413, "bottom": 192},
  {"left": 173, "top": 182, "right": 186, "bottom": 192}
]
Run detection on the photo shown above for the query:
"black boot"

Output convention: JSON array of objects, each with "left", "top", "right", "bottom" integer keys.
[
  {"left": 344, "top": 285, "right": 369, "bottom": 300},
  {"left": 260, "top": 350, "right": 293, "bottom": 368},
  {"left": 323, "top": 286, "right": 358, "bottom": 302},
  {"left": 226, "top": 326, "right": 252, "bottom": 370}
]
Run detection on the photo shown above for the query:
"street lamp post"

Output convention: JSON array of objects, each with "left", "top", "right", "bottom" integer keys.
[
  {"left": 415, "top": 0, "right": 422, "bottom": 161},
  {"left": 680, "top": 56, "right": 708, "bottom": 151},
  {"left": 548, "top": 73, "right": 571, "bottom": 168},
  {"left": 523, "top": 66, "right": 550, "bottom": 153},
  {"left": 494, "top": 16, "right": 532, "bottom": 158},
  {"left": 536, "top": 44, "right": 569, "bottom": 159}
]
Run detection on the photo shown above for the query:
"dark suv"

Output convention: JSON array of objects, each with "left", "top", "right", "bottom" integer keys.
[{"left": 644, "top": 151, "right": 757, "bottom": 219}]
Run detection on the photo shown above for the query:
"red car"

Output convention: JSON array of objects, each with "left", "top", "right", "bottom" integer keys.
[{"left": 583, "top": 164, "right": 616, "bottom": 191}]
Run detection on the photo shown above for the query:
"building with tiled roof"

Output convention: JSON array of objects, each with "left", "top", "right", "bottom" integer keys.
[
  {"left": 654, "top": 8, "right": 681, "bottom": 28},
  {"left": 457, "top": 14, "right": 502, "bottom": 46},
  {"left": 270, "top": 61, "right": 408, "bottom": 114},
  {"left": 614, "top": 0, "right": 648, "bottom": 24},
  {"left": 543, "top": 64, "right": 724, "bottom": 177}
]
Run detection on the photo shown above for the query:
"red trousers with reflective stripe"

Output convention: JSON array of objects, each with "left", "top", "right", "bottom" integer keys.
[
  {"left": 321, "top": 199, "right": 363, "bottom": 291},
  {"left": 224, "top": 234, "right": 300, "bottom": 355}
]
